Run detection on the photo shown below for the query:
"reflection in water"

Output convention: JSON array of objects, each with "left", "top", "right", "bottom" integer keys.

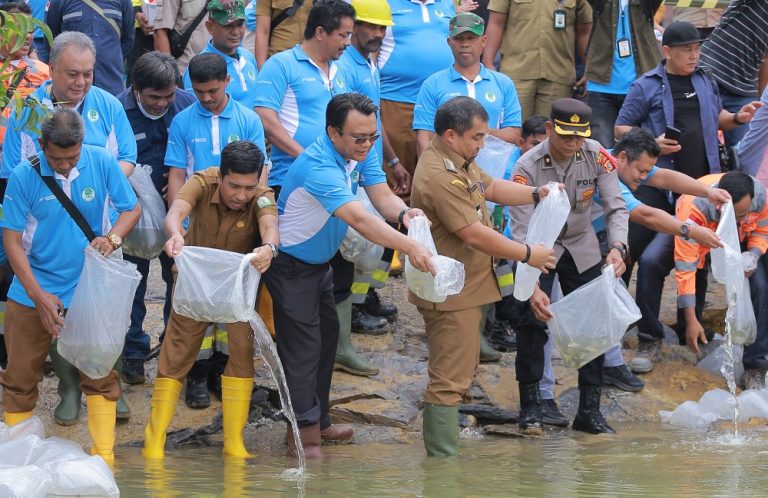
[{"left": 116, "top": 424, "right": 768, "bottom": 497}]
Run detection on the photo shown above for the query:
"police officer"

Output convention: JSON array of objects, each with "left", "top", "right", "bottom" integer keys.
[
  {"left": 509, "top": 98, "right": 629, "bottom": 435},
  {"left": 410, "top": 96, "right": 556, "bottom": 457}
]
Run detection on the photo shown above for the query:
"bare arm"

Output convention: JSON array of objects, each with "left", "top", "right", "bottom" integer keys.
[
  {"left": 166, "top": 168, "right": 187, "bottom": 208},
  {"left": 487, "top": 126, "right": 520, "bottom": 145},
  {"left": 482, "top": 11, "right": 507, "bottom": 68},
  {"left": 718, "top": 102, "right": 763, "bottom": 130},
  {"left": 576, "top": 22, "right": 591, "bottom": 65},
  {"left": 109, "top": 202, "right": 142, "bottom": 240},
  {"left": 255, "top": 15, "right": 271, "bottom": 69},
  {"left": 258, "top": 213, "right": 279, "bottom": 246},
  {"left": 629, "top": 204, "right": 722, "bottom": 249},
  {"left": 119, "top": 161, "right": 135, "bottom": 177},
  {"left": 415, "top": 130, "right": 433, "bottom": 159},
  {"left": 255, "top": 107, "right": 305, "bottom": 158},
  {"left": 455, "top": 222, "right": 555, "bottom": 270},
  {"left": 484, "top": 177, "right": 538, "bottom": 206},
  {"left": 163, "top": 197, "right": 193, "bottom": 256},
  {"left": 614, "top": 124, "right": 632, "bottom": 140},
  {"left": 153, "top": 28, "right": 171, "bottom": 54},
  {"left": 647, "top": 167, "right": 730, "bottom": 204},
  {"left": 364, "top": 182, "right": 410, "bottom": 222}
]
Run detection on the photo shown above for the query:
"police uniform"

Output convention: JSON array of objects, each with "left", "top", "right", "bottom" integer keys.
[
  {"left": 508, "top": 99, "right": 628, "bottom": 433},
  {"left": 153, "top": 0, "right": 208, "bottom": 74}
]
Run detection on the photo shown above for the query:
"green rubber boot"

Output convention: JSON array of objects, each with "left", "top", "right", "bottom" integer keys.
[
  {"left": 422, "top": 403, "right": 460, "bottom": 457},
  {"left": 49, "top": 341, "right": 82, "bottom": 426},
  {"left": 479, "top": 334, "right": 501, "bottom": 363},
  {"left": 334, "top": 296, "right": 379, "bottom": 377},
  {"left": 114, "top": 357, "right": 131, "bottom": 420}
]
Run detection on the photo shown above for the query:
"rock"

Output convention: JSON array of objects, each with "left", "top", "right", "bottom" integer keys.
[
  {"left": 483, "top": 424, "right": 546, "bottom": 439},
  {"left": 459, "top": 404, "right": 517, "bottom": 425},
  {"left": 330, "top": 399, "right": 420, "bottom": 428}
]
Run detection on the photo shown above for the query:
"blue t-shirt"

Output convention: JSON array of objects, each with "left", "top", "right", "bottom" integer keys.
[
  {"left": 183, "top": 41, "right": 259, "bottom": 109},
  {"left": 254, "top": 45, "right": 349, "bottom": 187},
  {"left": 165, "top": 95, "right": 267, "bottom": 177},
  {"left": 337, "top": 45, "right": 384, "bottom": 162},
  {"left": 587, "top": 1, "right": 636, "bottom": 95},
  {"left": 2, "top": 81, "right": 137, "bottom": 179},
  {"left": 278, "top": 134, "right": 386, "bottom": 264},
  {"left": 1, "top": 145, "right": 138, "bottom": 307},
  {"left": 378, "top": 0, "right": 455, "bottom": 104},
  {"left": 592, "top": 165, "right": 658, "bottom": 231},
  {"left": 245, "top": 1, "right": 257, "bottom": 31},
  {"left": 413, "top": 64, "right": 521, "bottom": 132}
]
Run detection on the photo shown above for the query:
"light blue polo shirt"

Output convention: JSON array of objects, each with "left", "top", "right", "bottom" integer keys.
[
  {"left": 182, "top": 41, "right": 260, "bottom": 109},
  {"left": 592, "top": 165, "right": 658, "bottom": 232},
  {"left": 2, "top": 81, "right": 138, "bottom": 179},
  {"left": 338, "top": 44, "right": 384, "bottom": 162},
  {"left": 278, "top": 133, "right": 386, "bottom": 264},
  {"left": 413, "top": 64, "right": 521, "bottom": 132},
  {"left": 378, "top": 0, "right": 455, "bottom": 104},
  {"left": 254, "top": 45, "right": 349, "bottom": 187},
  {"left": 586, "top": 1, "right": 635, "bottom": 95},
  {"left": 165, "top": 94, "right": 267, "bottom": 177},
  {"left": 1, "top": 145, "right": 138, "bottom": 307}
]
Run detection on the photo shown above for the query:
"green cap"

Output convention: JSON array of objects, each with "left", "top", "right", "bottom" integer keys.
[
  {"left": 207, "top": 0, "right": 245, "bottom": 25},
  {"left": 449, "top": 13, "right": 484, "bottom": 37}
]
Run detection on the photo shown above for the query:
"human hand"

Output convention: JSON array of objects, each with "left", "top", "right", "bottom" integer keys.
[
  {"left": 135, "top": 12, "right": 153, "bottom": 35},
  {"left": 734, "top": 101, "right": 763, "bottom": 124},
  {"left": 530, "top": 285, "right": 552, "bottom": 321},
  {"left": 31, "top": 290, "right": 65, "bottom": 338},
  {"left": 685, "top": 319, "right": 707, "bottom": 354},
  {"left": 406, "top": 242, "right": 435, "bottom": 275},
  {"left": 455, "top": 0, "right": 479, "bottom": 13},
  {"left": 250, "top": 245, "right": 274, "bottom": 273},
  {"left": 656, "top": 134, "right": 681, "bottom": 155},
  {"left": 689, "top": 225, "right": 722, "bottom": 249},
  {"left": 164, "top": 232, "right": 184, "bottom": 257},
  {"left": 527, "top": 244, "right": 556, "bottom": 273},
  {"left": 706, "top": 187, "right": 730, "bottom": 208},
  {"left": 90, "top": 236, "right": 115, "bottom": 258},
  {"left": 606, "top": 249, "right": 626, "bottom": 276},
  {"left": 391, "top": 163, "right": 411, "bottom": 195},
  {"left": 401, "top": 209, "right": 427, "bottom": 229}
]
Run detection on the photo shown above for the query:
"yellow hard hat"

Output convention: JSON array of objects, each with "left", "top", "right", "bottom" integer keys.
[{"left": 352, "top": 0, "right": 394, "bottom": 26}]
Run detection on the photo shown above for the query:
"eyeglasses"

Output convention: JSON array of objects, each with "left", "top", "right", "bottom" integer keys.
[{"left": 335, "top": 128, "right": 380, "bottom": 145}]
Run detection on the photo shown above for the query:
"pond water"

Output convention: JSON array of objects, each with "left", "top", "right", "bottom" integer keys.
[{"left": 114, "top": 423, "right": 768, "bottom": 497}]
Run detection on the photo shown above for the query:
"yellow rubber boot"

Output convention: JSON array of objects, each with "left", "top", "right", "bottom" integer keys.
[
  {"left": 221, "top": 375, "right": 254, "bottom": 458},
  {"left": 390, "top": 251, "right": 402, "bottom": 275},
  {"left": 143, "top": 377, "right": 182, "bottom": 459},
  {"left": 86, "top": 396, "right": 116, "bottom": 466},
  {"left": 4, "top": 411, "right": 33, "bottom": 426}
]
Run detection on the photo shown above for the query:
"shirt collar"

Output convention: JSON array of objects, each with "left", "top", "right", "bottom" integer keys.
[
  {"left": 410, "top": 0, "right": 435, "bottom": 4},
  {"left": 37, "top": 148, "right": 88, "bottom": 176},
  {"left": 206, "top": 40, "right": 244, "bottom": 62},
  {"left": 194, "top": 93, "right": 235, "bottom": 117},
  {"left": 448, "top": 63, "right": 490, "bottom": 82},
  {"left": 431, "top": 137, "right": 474, "bottom": 171},
  {"left": 348, "top": 45, "right": 371, "bottom": 66},
  {"left": 321, "top": 133, "right": 349, "bottom": 170}
]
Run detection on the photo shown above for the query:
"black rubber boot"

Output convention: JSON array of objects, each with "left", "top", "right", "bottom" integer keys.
[
  {"left": 185, "top": 359, "right": 211, "bottom": 409},
  {"left": 351, "top": 304, "right": 388, "bottom": 335},
  {"left": 487, "top": 319, "right": 517, "bottom": 352},
  {"left": 364, "top": 289, "right": 397, "bottom": 321},
  {"left": 572, "top": 385, "right": 615, "bottom": 434},
  {"left": 540, "top": 399, "right": 569, "bottom": 427},
  {"left": 517, "top": 382, "right": 544, "bottom": 435},
  {"left": 208, "top": 351, "right": 228, "bottom": 401},
  {"left": 0, "top": 332, "right": 6, "bottom": 370}
]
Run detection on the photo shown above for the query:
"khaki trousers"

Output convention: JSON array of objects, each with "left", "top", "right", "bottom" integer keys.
[
  {"left": 0, "top": 300, "right": 119, "bottom": 413},
  {"left": 513, "top": 79, "right": 573, "bottom": 122},
  {"left": 380, "top": 99, "right": 417, "bottom": 201},
  {"left": 157, "top": 310, "right": 255, "bottom": 382},
  {"left": 420, "top": 306, "right": 483, "bottom": 406}
]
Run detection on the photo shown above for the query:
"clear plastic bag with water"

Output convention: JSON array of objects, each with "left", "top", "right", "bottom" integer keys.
[
  {"left": 475, "top": 134, "right": 516, "bottom": 180},
  {"left": 58, "top": 247, "right": 141, "bottom": 379},
  {"left": 547, "top": 265, "right": 641, "bottom": 368},
  {"left": 513, "top": 182, "right": 570, "bottom": 301},
  {"left": 405, "top": 216, "right": 465, "bottom": 303},
  {"left": 729, "top": 277, "right": 757, "bottom": 346},
  {"left": 340, "top": 189, "right": 385, "bottom": 273},
  {"left": 122, "top": 164, "right": 167, "bottom": 260},
  {"left": 173, "top": 246, "right": 260, "bottom": 323},
  {"left": 711, "top": 200, "right": 743, "bottom": 301}
]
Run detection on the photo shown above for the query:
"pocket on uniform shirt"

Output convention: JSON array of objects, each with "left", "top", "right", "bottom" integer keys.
[
  {"left": 61, "top": 10, "right": 83, "bottom": 31},
  {"left": 510, "top": 0, "right": 535, "bottom": 21},
  {"left": 575, "top": 187, "right": 595, "bottom": 211},
  {"left": 180, "top": 0, "right": 205, "bottom": 20}
]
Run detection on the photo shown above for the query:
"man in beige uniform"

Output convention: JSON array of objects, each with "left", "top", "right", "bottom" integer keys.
[
  {"left": 410, "top": 96, "right": 556, "bottom": 457},
  {"left": 483, "top": 0, "right": 592, "bottom": 121},
  {"left": 508, "top": 98, "right": 628, "bottom": 435},
  {"left": 153, "top": 0, "right": 209, "bottom": 73},
  {"left": 143, "top": 140, "right": 279, "bottom": 460},
  {"left": 254, "top": 0, "right": 313, "bottom": 67}
]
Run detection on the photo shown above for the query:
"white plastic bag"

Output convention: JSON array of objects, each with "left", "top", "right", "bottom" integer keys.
[
  {"left": 340, "top": 189, "right": 385, "bottom": 273},
  {"left": 58, "top": 247, "right": 141, "bottom": 379},
  {"left": 711, "top": 200, "right": 743, "bottom": 301},
  {"left": 44, "top": 456, "right": 119, "bottom": 497},
  {"left": 475, "top": 134, "right": 516, "bottom": 180},
  {"left": 405, "top": 216, "right": 465, "bottom": 303},
  {"left": 729, "top": 277, "right": 757, "bottom": 346},
  {"left": 513, "top": 182, "right": 570, "bottom": 301},
  {"left": 123, "top": 164, "right": 167, "bottom": 260},
  {"left": 173, "top": 246, "right": 260, "bottom": 323},
  {"left": 547, "top": 265, "right": 641, "bottom": 368},
  {"left": 742, "top": 250, "right": 758, "bottom": 273}
]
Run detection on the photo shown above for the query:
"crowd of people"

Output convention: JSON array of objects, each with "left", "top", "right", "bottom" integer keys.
[{"left": 0, "top": 0, "right": 766, "bottom": 464}]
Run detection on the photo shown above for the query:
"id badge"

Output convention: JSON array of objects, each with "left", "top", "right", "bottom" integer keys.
[
  {"left": 553, "top": 9, "right": 566, "bottom": 30},
  {"left": 617, "top": 38, "right": 631, "bottom": 58}
]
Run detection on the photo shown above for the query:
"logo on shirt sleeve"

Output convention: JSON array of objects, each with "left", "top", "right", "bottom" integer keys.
[
  {"left": 87, "top": 110, "right": 99, "bottom": 122},
  {"left": 82, "top": 187, "right": 95, "bottom": 202},
  {"left": 512, "top": 174, "right": 528, "bottom": 185},
  {"left": 597, "top": 148, "right": 617, "bottom": 174},
  {"left": 256, "top": 196, "right": 274, "bottom": 209}
]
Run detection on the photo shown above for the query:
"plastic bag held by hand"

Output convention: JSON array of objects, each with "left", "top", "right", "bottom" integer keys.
[
  {"left": 742, "top": 251, "right": 758, "bottom": 273},
  {"left": 58, "top": 247, "right": 141, "bottom": 379},
  {"left": 405, "top": 216, "right": 465, "bottom": 303},
  {"left": 173, "top": 246, "right": 261, "bottom": 323},
  {"left": 710, "top": 200, "right": 743, "bottom": 301},
  {"left": 122, "top": 164, "right": 167, "bottom": 260},
  {"left": 513, "top": 182, "right": 570, "bottom": 301},
  {"left": 475, "top": 134, "right": 516, "bottom": 181},
  {"left": 340, "top": 189, "right": 385, "bottom": 273},
  {"left": 547, "top": 265, "right": 641, "bottom": 368}
]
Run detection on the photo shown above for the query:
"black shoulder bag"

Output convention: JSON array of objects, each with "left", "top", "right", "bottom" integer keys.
[
  {"left": 169, "top": 6, "right": 208, "bottom": 58},
  {"left": 270, "top": 0, "right": 307, "bottom": 34},
  {"left": 30, "top": 155, "right": 96, "bottom": 242}
]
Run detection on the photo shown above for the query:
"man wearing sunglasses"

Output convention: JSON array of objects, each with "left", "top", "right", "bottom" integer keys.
[
  {"left": 264, "top": 92, "right": 435, "bottom": 458},
  {"left": 182, "top": 0, "right": 260, "bottom": 110}
]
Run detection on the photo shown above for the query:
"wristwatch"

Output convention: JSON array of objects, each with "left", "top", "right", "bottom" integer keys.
[
  {"left": 531, "top": 187, "right": 540, "bottom": 205},
  {"left": 680, "top": 222, "right": 691, "bottom": 240},
  {"left": 609, "top": 242, "right": 627, "bottom": 259},
  {"left": 106, "top": 232, "right": 122, "bottom": 249},
  {"left": 264, "top": 243, "right": 278, "bottom": 258},
  {"left": 398, "top": 207, "right": 412, "bottom": 225},
  {"left": 387, "top": 157, "right": 401, "bottom": 168}
]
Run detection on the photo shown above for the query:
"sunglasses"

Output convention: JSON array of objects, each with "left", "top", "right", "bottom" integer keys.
[{"left": 336, "top": 128, "right": 381, "bottom": 145}]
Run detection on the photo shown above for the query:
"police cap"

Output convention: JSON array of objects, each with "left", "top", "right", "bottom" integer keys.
[{"left": 551, "top": 98, "right": 591, "bottom": 138}]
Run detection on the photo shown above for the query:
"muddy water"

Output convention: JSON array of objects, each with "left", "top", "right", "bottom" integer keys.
[{"left": 114, "top": 424, "right": 768, "bottom": 497}]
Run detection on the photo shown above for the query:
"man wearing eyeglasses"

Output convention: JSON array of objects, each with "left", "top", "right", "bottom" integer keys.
[{"left": 263, "top": 92, "right": 435, "bottom": 458}]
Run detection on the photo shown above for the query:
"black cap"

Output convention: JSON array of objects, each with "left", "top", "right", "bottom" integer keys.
[
  {"left": 662, "top": 21, "right": 705, "bottom": 47},
  {"left": 551, "top": 98, "right": 591, "bottom": 138}
]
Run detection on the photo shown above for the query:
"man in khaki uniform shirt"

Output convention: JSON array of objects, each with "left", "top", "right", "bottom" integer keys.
[
  {"left": 483, "top": 0, "right": 592, "bottom": 120},
  {"left": 409, "top": 96, "right": 555, "bottom": 457},
  {"left": 153, "top": 0, "right": 209, "bottom": 73},
  {"left": 143, "top": 140, "right": 279, "bottom": 461},
  {"left": 254, "top": 0, "right": 313, "bottom": 67},
  {"left": 508, "top": 98, "right": 628, "bottom": 436}
]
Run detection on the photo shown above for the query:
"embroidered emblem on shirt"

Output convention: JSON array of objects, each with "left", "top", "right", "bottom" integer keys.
[
  {"left": 450, "top": 179, "right": 466, "bottom": 188},
  {"left": 685, "top": 91, "right": 697, "bottom": 99},
  {"left": 485, "top": 91, "right": 496, "bottom": 103},
  {"left": 512, "top": 174, "right": 528, "bottom": 185},
  {"left": 596, "top": 148, "right": 616, "bottom": 173},
  {"left": 256, "top": 196, "right": 273, "bottom": 209},
  {"left": 236, "top": 221, "right": 245, "bottom": 228},
  {"left": 81, "top": 187, "right": 95, "bottom": 202},
  {"left": 350, "top": 170, "right": 360, "bottom": 183},
  {"left": 443, "top": 158, "right": 457, "bottom": 172},
  {"left": 87, "top": 110, "right": 99, "bottom": 122},
  {"left": 227, "top": 134, "right": 240, "bottom": 143},
  {"left": 435, "top": 8, "right": 445, "bottom": 16}
]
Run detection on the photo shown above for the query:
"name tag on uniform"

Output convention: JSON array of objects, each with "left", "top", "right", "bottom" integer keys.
[
  {"left": 617, "top": 38, "right": 631, "bottom": 58},
  {"left": 553, "top": 9, "right": 566, "bottom": 30}
]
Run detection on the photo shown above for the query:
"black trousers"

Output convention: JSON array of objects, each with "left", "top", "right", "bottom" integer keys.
[
  {"left": 263, "top": 252, "right": 339, "bottom": 428},
  {"left": 330, "top": 251, "right": 354, "bottom": 304},
  {"left": 512, "top": 250, "right": 605, "bottom": 387}
]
